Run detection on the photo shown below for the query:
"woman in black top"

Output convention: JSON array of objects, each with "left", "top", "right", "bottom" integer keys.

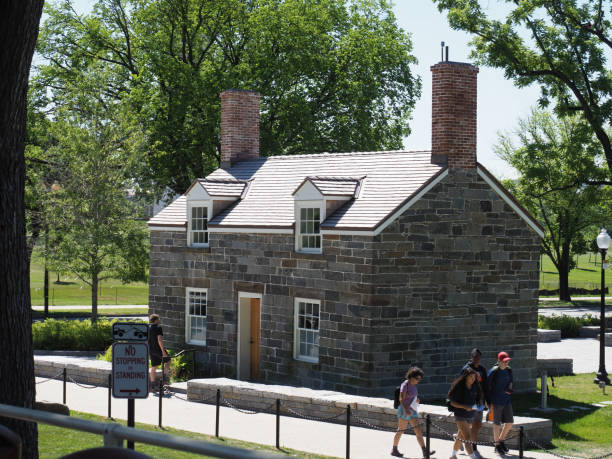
[{"left": 448, "top": 367, "right": 482, "bottom": 459}]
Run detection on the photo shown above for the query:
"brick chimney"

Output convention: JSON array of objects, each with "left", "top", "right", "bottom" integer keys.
[
  {"left": 220, "top": 89, "right": 261, "bottom": 169},
  {"left": 430, "top": 61, "right": 478, "bottom": 168}
]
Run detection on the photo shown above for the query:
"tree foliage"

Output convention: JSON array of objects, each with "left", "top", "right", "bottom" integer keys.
[
  {"left": 36, "top": 0, "right": 421, "bottom": 195},
  {"left": 497, "top": 109, "right": 610, "bottom": 300},
  {"left": 433, "top": 0, "right": 612, "bottom": 183},
  {"left": 36, "top": 65, "right": 149, "bottom": 321}
]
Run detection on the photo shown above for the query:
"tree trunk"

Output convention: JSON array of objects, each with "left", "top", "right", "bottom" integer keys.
[
  {"left": 44, "top": 227, "right": 49, "bottom": 317},
  {"left": 0, "top": 1, "right": 44, "bottom": 457},
  {"left": 558, "top": 243, "right": 572, "bottom": 302},
  {"left": 91, "top": 275, "right": 98, "bottom": 323}
]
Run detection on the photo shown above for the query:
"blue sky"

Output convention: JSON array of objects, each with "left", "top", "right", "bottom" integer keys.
[
  {"left": 68, "top": 0, "right": 541, "bottom": 178},
  {"left": 394, "top": 2, "right": 540, "bottom": 179}
]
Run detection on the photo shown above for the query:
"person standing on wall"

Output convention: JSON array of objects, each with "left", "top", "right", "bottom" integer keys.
[
  {"left": 391, "top": 366, "right": 435, "bottom": 458},
  {"left": 148, "top": 313, "right": 170, "bottom": 392},
  {"left": 448, "top": 367, "right": 483, "bottom": 459},
  {"left": 460, "top": 348, "right": 488, "bottom": 458},
  {"left": 488, "top": 351, "right": 514, "bottom": 457}
]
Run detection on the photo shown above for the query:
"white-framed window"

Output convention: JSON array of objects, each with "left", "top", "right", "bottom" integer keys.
[
  {"left": 294, "top": 298, "right": 320, "bottom": 363},
  {"left": 188, "top": 202, "right": 209, "bottom": 247},
  {"left": 297, "top": 206, "right": 322, "bottom": 253},
  {"left": 185, "top": 288, "right": 207, "bottom": 346}
]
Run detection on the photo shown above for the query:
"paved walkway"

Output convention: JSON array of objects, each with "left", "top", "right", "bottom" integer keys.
[
  {"left": 538, "top": 338, "right": 612, "bottom": 373},
  {"left": 32, "top": 305, "right": 147, "bottom": 311},
  {"left": 538, "top": 305, "right": 612, "bottom": 318},
  {"left": 35, "top": 378, "right": 557, "bottom": 459}
]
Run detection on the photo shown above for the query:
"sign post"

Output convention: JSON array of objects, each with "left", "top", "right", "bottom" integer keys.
[{"left": 112, "top": 324, "right": 149, "bottom": 450}]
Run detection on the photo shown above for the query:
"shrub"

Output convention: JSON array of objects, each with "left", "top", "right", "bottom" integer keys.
[
  {"left": 33, "top": 319, "right": 115, "bottom": 350},
  {"left": 33, "top": 318, "right": 144, "bottom": 351},
  {"left": 96, "top": 345, "right": 193, "bottom": 383},
  {"left": 538, "top": 314, "right": 600, "bottom": 338}
]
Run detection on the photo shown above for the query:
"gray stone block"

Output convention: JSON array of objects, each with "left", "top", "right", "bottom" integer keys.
[{"left": 538, "top": 329, "right": 561, "bottom": 342}]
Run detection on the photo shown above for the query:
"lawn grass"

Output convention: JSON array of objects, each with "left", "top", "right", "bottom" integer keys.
[
  {"left": 30, "top": 251, "right": 148, "bottom": 306},
  {"left": 540, "top": 253, "right": 612, "bottom": 295},
  {"left": 511, "top": 373, "right": 612, "bottom": 457},
  {"left": 38, "top": 410, "right": 335, "bottom": 459}
]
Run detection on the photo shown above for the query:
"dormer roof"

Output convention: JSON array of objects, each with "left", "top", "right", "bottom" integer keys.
[
  {"left": 293, "top": 176, "right": 363, "bottom": 198},
  {"left": 196, "top": 178, "right": 248, "bottom": 198}
]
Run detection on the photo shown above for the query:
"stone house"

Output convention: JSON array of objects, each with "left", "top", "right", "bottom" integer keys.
[{"left": 147, "top": 60, "right": 543, "bottom": 398}]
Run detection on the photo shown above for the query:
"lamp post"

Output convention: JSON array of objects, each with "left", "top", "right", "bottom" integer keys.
[{"left": 595, "top": 228, "right": 611, "bottom": 386}]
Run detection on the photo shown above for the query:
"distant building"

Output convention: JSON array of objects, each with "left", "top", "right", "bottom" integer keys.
[{"left": 147, "top": 60, "right": 543, "bottom": 397}]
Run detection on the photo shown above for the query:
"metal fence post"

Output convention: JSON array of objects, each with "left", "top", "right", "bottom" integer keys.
[
  {"left": 540, "top": 370, "right": 548, "bottom": 409},
  {"left": 346, "top": 404, "right": 350, "bottom": 459},
  {"left": 158, "top": 378, "right": 163, "bottom": 428},
  {"left": 62, "top": 368, "right": 67, "bottom": 405},
  {"left": 275, "top": 399, "right": 280, "bottom": 449},
  {"left": 192, "top": 351, "right": 197, "bottom": 378},
  {"left": 426, "top": 414, "right": 431, "bottom": 459},
  {"left": 107, "top": 374, "right": 112, "bottom": 419},
  {"left": 519, "top": 426, "right": 524, "bottom": 459},
  {"left": 215, "top": 389, "right": 220, "bottom": 438}
]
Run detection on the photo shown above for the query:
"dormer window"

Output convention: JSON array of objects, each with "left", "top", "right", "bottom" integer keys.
[
  {"left": 185, "top": 177, "right": 248, "bottom": 248},
  {"left": 293, "top": 176, "right": 363, "bottom": 255},
  {"left": 191, "top": 206, "right": 208, "bottom": 245},
  {"left": 299, "top": 207, "right": 321, "bottom": 251}
]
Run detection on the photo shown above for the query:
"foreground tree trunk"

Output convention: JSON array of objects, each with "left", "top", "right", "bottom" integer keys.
[{"left": 0, "top": 1, "right": 44, "bottom": 457}]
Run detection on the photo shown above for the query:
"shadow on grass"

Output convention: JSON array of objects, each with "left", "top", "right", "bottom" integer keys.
[
  {"left": 53, "top": 280, "right": 78, "bottom": 285},
  {"left": 514, "top": 392, "right": 596, "bottom": 443}
]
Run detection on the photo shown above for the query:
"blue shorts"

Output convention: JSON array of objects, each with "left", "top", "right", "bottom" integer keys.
[{"left": 397, "top": 406, "right": 418, "bottom": 421}]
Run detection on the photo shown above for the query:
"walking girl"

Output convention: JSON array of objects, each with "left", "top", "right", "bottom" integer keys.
[
  {"left": 391, "top": 366, "right": 435, "bottom": 458},
  {"left": 448, "top": 367, "right": 483, "bottom": 459}
]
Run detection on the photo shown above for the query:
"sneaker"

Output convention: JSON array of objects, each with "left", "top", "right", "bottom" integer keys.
[
  {"left": 494, "top": 444, "right": 505, "bottom": 456},
  {"left": 422, "top": 447, "right": 435, "bottom": 458},
  {"left": 391, "top": 447, "right": 403, "bottom": 457},
  {"left": 499, "top": 441, "right": 509, "bottom": 454},
  {"left": 471, "top": 451, "right": 483, "bottom": 459},
  {"left": 453, "top": 433, "right": 464, "bottom": 451}
]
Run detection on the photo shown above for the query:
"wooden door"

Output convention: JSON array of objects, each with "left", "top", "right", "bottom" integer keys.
[{"left": 249, "top": 298, "right": 260, "bottom": 380}]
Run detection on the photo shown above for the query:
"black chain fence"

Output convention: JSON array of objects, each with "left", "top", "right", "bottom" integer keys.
[{"left": 40, "top": 372, "right": 612, "bottom": 459}]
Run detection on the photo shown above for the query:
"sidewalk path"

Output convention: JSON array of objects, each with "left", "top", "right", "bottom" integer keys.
[
  {"left": 32, "top": 305, "right": 148, "bottom": 311},
  {"left": 538, "top": 305, "right": 612, "bottom": 318},
  {"left": 538, "top": 338, "right": 611, "bottom": 373},
  {"left": 35, "top": 378, "right": 557, "bottom": 459}
]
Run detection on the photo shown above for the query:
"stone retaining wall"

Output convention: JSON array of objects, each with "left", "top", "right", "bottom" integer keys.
[
  {"left": 536, "top": 359, "right": 573, "bottom": 376},
  {"left": 188, "top": 378, "right": 552, "bottom": 448},
  {"left": 35, "top": 356, "right": 111, "bottom": 387}
]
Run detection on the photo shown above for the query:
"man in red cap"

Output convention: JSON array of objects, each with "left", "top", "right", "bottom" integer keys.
[{"left": 487, "top": 351, "right": 514, "bottom": 456}]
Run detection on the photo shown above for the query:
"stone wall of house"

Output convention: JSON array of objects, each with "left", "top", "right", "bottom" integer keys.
[
  {"left": 148, "top": 168, "right": 540, "bottom": 398},
  {"left": 148, "top": 229, "right": 380, "bottom": 393},
  {"left": 367, "top": 168, "right": 540, "bottom": 396}
]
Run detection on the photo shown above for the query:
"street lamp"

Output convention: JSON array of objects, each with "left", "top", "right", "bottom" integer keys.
[{"left": 595, "top": 228, "right": 611, "bottom": 385}]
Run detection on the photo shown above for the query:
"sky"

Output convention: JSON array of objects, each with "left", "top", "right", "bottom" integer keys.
[
  {"left": 394, "top": 2, "right": 540, "bottom": 179},
  {"left": 67, "top": 0, "right": 542, "bottom": 179}
]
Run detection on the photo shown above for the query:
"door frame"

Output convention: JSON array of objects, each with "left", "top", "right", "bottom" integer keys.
[{"left": 236, "top": 291, "right": 262, "bottom": 380}]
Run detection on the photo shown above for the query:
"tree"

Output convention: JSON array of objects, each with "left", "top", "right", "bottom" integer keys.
[
  {"left": 36, "top": 0, "right": 421, "bottom": 195},
  {"left": 497, "top": 109, "right": 610, "bottom": 300},
  {"left": 0, "top": 0, "right": 44, "bottom": 456},
  {"left": 433, "top": 0, "right": 612, "bottom": 185},
  {"left": 45, "top": 65, "right": 149, "bottom": 322}
]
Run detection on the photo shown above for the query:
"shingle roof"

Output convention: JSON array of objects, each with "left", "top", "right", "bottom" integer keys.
[
  {"left": 148, "top": 195, "right": 187, "bottom": 227},
  {"left": 148, "top": 150, "right": 445, "bottom": 230}
]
